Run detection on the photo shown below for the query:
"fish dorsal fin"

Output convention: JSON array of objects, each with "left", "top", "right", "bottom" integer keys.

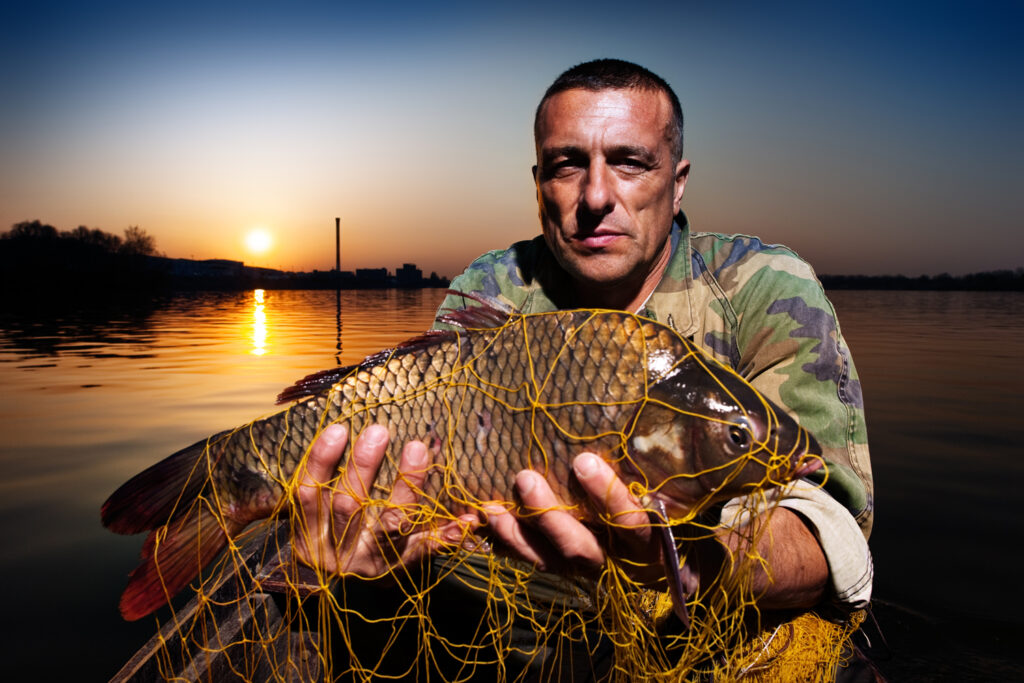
[
  {"left": 275, "top": 329, "right": 456, "bottom": 404},
  {"left": 276, "top": 365, "right": 359, "bottom": 404},
  {"left": 437, "top": 290, "right": 517, "bottom": 329},
  {"left": 278, "top": 291, "right": 511, "bottom": 405}
]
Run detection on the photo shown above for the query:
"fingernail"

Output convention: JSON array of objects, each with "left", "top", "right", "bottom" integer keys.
[
  {"left": 516, "top": 471, "right": 536, "bottom": 494},
  {"left": 364, "top": 424, "right": 388, "bottom": 446},
  {"left": 406, "top": 443, "right": 427, "bottom": 466},
  {"left": 575, "top": 453, "right": 599, "bottom": 479},
  {"left": 482, "top": 504, "right": 506, "bottom": 524},
  {"left": 320, "top": 424, "right": 346, "bottom": 445}
]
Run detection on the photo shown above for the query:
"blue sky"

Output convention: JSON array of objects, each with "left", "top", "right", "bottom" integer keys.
[{"left": 1, "top": 1, "right": 1020, "bottom": 276}]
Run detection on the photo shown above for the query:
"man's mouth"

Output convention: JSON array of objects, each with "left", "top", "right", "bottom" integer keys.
[{"left": 572, "top": 230, "right": 624, "bottom": 249}]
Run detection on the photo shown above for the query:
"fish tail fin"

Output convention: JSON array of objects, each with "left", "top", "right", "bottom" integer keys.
[
  {"left": 101, "top": 431, "right": 229, "bottom": 534},
  {"left": 119, "top": 502, "right": 243, "bottom": 621}
]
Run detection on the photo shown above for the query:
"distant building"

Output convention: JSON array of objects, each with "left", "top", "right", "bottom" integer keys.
[
  {"left": 136, "top": 255, "right": 447, "bottom": 290},
  {"left": 355, "top": 267, "right": 389, "bottom": 287},
  {"left": 161, "top": 257, "right": 244, "bottom": 278},
  {"left": 243, "top": 265, "right": 286, "bottom": 280},
  {"left": 396, "top": 263, "right": 422, "bottom": 287}
]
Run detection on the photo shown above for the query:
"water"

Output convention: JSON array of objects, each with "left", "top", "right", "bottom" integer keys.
[
  {"left": 0, "top": 288, "right": 1021, "bottom": 679},
  {"left": 827, "top": 291, "right": 1024, "bottom": 619}
]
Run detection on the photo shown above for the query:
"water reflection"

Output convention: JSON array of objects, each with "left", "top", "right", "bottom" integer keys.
[
  {"left": 335, "top": 288, "right": 343, "bottom": 366},
  {"left": 252, "top": 289, "right": 267, "bottom": 356},
  {"left": 0, "top": 296, "right": 164, "bottom": 361}
]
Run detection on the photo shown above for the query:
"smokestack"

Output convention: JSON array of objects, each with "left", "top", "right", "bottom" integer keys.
[{"left": 335, "top": 217, "right": 340, "bottom": 272}]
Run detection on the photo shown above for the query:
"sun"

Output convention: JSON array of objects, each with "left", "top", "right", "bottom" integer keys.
[{"left": 245, "top": 228, "right": 273, "bottom": 255}]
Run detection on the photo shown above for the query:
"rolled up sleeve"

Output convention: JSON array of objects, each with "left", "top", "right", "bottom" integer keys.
[{"left": 721, "top": 480, "right": 873, "bottom": 609}]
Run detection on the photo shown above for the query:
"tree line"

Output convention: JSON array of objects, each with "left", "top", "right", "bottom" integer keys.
[
  {"left": 2, "top": 220, "right": 159, "bottom": 256},
  {"left": 0, "top": 220, "right": 163, "bottom": 297},
  {"left": 819, "top": 270, "right": 1024, "bottom": 291}
]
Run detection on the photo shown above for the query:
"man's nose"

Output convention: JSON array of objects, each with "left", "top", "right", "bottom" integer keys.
[{"left": 582, "top": 162, "right": 614, "bottom": 215}]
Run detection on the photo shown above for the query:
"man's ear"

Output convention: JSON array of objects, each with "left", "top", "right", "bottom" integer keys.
[{"left": 673, "top": 159, "right": 691, "bottom": 213}]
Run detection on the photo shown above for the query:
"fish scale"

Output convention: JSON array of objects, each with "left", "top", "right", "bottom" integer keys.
[{"left": 102, "top": 304, "right": 822, "bottom": 621}]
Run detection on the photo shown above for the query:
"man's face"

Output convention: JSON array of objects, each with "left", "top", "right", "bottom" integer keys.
[{"left": 533, "top": 88, "right": 689, "bottom": 301}]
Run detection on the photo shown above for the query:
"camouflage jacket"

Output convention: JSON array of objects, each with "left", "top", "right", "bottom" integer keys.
[{"left": 437, "top": 213, "right": 874, "bottom": 606}]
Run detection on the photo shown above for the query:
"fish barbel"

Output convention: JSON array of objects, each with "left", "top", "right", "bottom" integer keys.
[{"left": 102, "top": 298, "right": 822, "bottom": 621}]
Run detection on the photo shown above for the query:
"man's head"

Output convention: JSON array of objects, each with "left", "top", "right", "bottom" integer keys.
[
  {"left": 535, "top": 59, "right": 685, "bottom": 163},
  {"left": 533, "top": 59, "right": 690, "bottom": 310}
]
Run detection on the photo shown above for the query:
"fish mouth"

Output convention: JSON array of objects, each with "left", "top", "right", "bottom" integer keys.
[
  {"left": 643, "top": 490, "right": 693, "bottom": 521},
  {"left": 791, "top": 453, "right": 824, "bottom": 479},
  {"left": 787, "top": 426, "right": 824, "bottom": 479}
]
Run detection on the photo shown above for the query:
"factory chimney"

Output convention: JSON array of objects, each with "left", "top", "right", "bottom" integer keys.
[{"left": 335, "top": 217, "right": 340, "bottom": 272}]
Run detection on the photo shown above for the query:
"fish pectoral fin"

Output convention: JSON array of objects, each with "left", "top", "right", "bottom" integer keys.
[
  {"left": 436, "top": 290, "right": 518, "bottom": 328},
  {"left": 644, "top": 497, "right": 692, "bottom": 631}
]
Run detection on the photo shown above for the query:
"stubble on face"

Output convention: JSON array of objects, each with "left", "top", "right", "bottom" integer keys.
[{"left": 533, "top": 87, "right": 688, "bottom": 311}]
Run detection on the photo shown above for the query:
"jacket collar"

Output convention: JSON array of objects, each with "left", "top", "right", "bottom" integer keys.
[{"left": 643, "top": 211, "right": 698, "bottom": 338}]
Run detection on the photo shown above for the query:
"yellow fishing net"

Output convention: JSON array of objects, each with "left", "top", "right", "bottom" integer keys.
[{"left": 109, "top": 309, "right": 852, "bottom": 682}]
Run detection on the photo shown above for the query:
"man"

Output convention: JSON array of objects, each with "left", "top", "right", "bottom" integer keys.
[{"left": 294, "top": 59, "right": 873, "bottom": 679}]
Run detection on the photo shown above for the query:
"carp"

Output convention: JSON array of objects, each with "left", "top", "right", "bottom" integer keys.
[{"left": 102, "top": 297, "right": 822, "bottom": 622}]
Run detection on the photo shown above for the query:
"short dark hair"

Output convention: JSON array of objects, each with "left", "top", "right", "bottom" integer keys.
[{"left": 534, "top": 59, "right": 684, "bottom": 161}]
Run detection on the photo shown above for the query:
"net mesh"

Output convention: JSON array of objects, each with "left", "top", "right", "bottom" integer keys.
[{"left": 108, "top": 308, "right": 847, "bottom": 682}]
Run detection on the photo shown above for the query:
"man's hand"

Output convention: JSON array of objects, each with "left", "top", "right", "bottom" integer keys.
[
  {"left": 292, "top": 423, "right": 480, "bottom": 577},
  {"left": 484, "top": 452, "right": 665, "bottom": 585},
  {"left": 485, "top": 452, "right": 829, "bottom": 609}
]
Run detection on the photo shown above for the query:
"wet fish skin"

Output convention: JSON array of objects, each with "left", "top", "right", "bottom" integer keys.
[{"left": 102, "top": 305, "right": 821, "bottom": 621}]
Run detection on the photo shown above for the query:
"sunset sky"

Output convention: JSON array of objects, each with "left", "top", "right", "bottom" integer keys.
[{"left": 1, "top": 1, "right": 1019, "bottom": 278}]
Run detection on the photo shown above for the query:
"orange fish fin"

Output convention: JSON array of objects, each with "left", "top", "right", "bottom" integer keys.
[
  {"left": 101, "top": 432, "right": 227, "bottom": 535},
  {"left": 118, "top": 503, "right": 242, "bottom": 621}
]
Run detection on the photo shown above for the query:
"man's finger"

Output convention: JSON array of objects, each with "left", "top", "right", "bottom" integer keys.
[
  {"left": 403, "top": 515, "right": 483, "bottom": 564},
  {"left": 301, "top": 423, "right": 349, "bottom": 486},
  {"left": 483, "top": 503, "right": 547, "bottom": 568},
  {"left": 516, "top": 470, "right": 604, "bottom": 571},
  {"left": 573, "top": 453, "right": 652, "bottom": 549},
  {"left": 293, "top": 424, "right": 349, "bottom": 571},
  {"left": 377, "top": 440, "right": 430, "bottom": 534},
  {"left": 340, "top": 424, "right": 390, "bottom": 501},
  {"left": 389, "top": 440, "right": 430, "bottom": 508}
]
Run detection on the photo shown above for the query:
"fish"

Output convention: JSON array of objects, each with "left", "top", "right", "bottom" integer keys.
[{"left": 101, "top": 295, "right": 822, "bottom": 623}]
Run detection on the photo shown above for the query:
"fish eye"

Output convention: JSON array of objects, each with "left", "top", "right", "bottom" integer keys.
[{"left": 728, "top": 421, "right": 750, "bottom": 448}]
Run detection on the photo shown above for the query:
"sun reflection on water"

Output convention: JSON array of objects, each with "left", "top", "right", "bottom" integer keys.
[{"left": 252, "top": 289, "right": 267, "bottom": 356}]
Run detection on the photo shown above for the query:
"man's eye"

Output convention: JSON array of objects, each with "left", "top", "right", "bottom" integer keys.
[
  {"left": 547, "top": 160, "right": 582, "bottom": 177},
  {"left": 617, "top": 159, "right": 648, "bottom": 172}
]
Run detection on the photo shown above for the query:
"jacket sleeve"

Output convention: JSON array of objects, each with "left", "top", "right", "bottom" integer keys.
[{"left": 720, "top": 253, "right": 874, "bottom": 607}]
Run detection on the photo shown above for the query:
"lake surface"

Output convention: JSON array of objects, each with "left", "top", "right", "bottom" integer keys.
[{"left": 1, "top": 288, "right": 1021, "bottom": 680}]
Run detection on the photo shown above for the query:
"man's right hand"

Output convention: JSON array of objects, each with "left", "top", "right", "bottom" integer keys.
[{"left": 292, "top": 423, "right": 480, "bottom": 577}]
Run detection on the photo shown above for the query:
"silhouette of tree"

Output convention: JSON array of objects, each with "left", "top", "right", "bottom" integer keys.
[
  {"left": 122, "top": 226, "right": 157, "bottom": 256},
  {"left": 65, "top": 225, "right": 123, "bottom": 252},
  {"left": 4, "top": 220, "right": 58, "bottom": 241}
]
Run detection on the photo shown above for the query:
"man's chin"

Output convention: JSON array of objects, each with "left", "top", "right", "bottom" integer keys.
[{"left": 565, "top": 264, "right": 641, "bottom": 297}]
